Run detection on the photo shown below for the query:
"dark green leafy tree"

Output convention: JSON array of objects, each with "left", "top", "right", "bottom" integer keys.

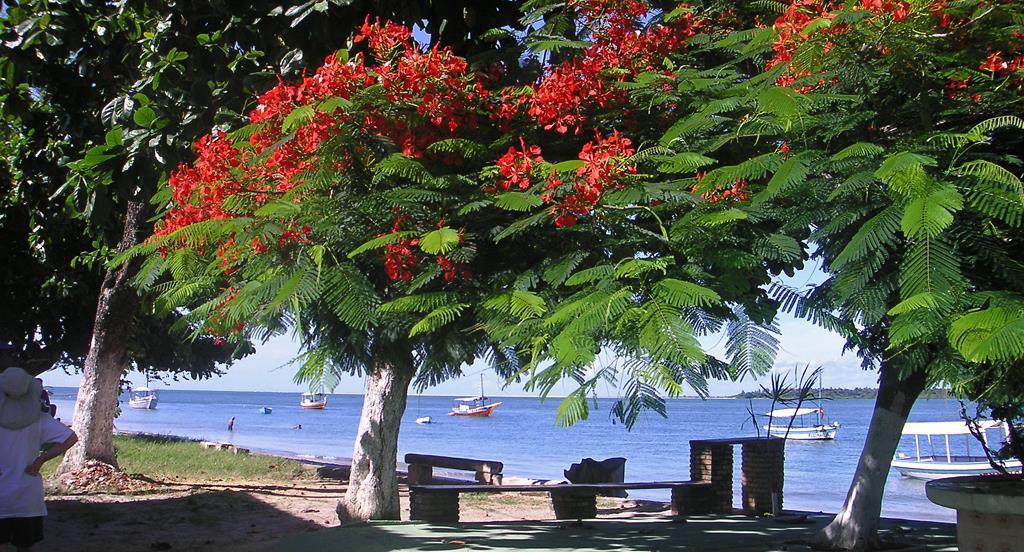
[
  {"left": 645, "top": 1, "right": 1024, "bottom": 548},
  {"left": 0, "top": 0, "right": 520, "bottom": 474}
]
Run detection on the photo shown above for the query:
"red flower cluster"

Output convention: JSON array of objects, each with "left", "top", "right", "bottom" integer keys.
[
  {"left": 354, "top": 16, "right": 413, "bottom": 62},
  {"left": 692, "top": 174, "right": 750, "bottom": 203},
  {"left": 859, "top": 0, "right": 911, "bottom": 22},
  {"left": 494, "top": 138, "right": 544, "bottom": 191},
  {"left": 436, "top": 256, "right": 471, "bottom": 282},
  {"left": 545, "top": 130, "right": 636, "bottom": 227},
  {"left": 384, "top": 237, "right": 419, "bottom": 281},
  {"left": 946, "top": 77, "right": 969, "bottom": 99},
  {"left": 157, "top": 131, "right": 242, "bottom": 239},
  {"left": 510, "top": 0, "right": 702, "bottom": 134}
]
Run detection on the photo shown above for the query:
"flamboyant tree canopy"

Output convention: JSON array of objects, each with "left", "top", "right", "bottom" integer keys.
[
  {"left": 136, "top": 0, "right": 1024, "bottom": 425},
  {"left": 137, "top": 0, "right": 817, "bottom": 425}
]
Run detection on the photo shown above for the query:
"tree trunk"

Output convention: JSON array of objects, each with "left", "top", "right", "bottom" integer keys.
[
  {"left": 337, "top": 352, "right": 414, "bottom": 523},
  {"left": 811, "top": 364, "right": 927, "bottom": 551},
  {"left": 57, "top": 200, "right": 147, "bottom": 473}
]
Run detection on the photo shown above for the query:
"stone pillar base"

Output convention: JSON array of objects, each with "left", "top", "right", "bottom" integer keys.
[
  {"left": 551, "top": 490, "right": 598, "bottom": 520},
  {"left": 409, "top": 491, "right": 459, "bottom": 523}
]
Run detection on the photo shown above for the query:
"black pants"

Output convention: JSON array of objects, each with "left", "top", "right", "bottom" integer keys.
[{"left": 0, "top": 516, "right": 44, "bottom": 549}]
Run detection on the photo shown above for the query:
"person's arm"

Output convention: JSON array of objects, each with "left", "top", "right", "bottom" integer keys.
[{"left": 24, "top": 432, "right": 78, "bottom": 476}]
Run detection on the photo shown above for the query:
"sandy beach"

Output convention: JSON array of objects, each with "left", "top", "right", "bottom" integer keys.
[{"left": 44, "top": 473, "right": 657, "bottom": 551}]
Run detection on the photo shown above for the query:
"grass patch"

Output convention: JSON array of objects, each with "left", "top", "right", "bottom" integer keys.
[
  {"left": 41, "top": 434, "right": 313, "bottom": 483},
  {"left": 461, "top": 492, "right": 551, "bottom": 508}
]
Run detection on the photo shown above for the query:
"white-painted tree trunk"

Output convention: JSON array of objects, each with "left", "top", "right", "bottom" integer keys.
[
  {"left": 812, "top": 365, "right": 926, "bottom": 551},
  {"left": 57, "top": 200, "right": 145, "bottom": 474},
  {"left": 337, "top": 356, "right": 414, "bottom": 523}
]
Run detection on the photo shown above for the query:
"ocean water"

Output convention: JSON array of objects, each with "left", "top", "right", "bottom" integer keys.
[{"left": 48, "top": 388, "right": 966, "bottom": 522}]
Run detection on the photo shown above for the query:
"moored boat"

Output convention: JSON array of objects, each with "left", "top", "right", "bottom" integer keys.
[
  {"left": 128, "top": 387, "right": 158, "bottom": 410},
  {"left": 448, "top": 374, "right": 501, "bottom": 417},
  {"left": 892, "top": 420, "right": 1022, "bottom": 480},
  {"left": 259, "top": 406, "right": 273, "bottom": 414},
  {"left": 449, "top": 396, "right": 502, "bottom": 416},
  {"left": 300, "top": 392, "right": 327, "bottom": 409},
  {"left": 416, "top": 416, "right": 433, "bottom": 424},
  {"left": 764, "top": 406, "right": 840, "bottom": 440}
]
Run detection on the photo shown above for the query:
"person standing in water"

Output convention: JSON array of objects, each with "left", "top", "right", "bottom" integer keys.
[{"left": 227, "top": 417, "right": 235, "bottom": 431}]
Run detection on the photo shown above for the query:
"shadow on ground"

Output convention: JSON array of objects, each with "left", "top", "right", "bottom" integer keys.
[
  {"left": 46, "top": 489, "right": 325, "bottom": 552},
  {"left": 262, "top": 514, "right": 958, "bottom": 552}
]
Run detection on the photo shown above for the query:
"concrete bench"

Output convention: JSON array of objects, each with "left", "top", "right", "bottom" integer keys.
[
  {"left": 404, "top": 453, "right": 503, "bottom": 486},
  {"left": 408, "top": 480, "right": 715, "bottom": 523}
]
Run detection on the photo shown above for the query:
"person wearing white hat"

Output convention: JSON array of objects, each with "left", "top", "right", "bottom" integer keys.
[{"left": 0, "top": 367, "right": 78, "bottom": 551}]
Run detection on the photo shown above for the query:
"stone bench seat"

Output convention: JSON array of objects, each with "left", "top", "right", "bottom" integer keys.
[
  {"left": 408, "top": 480, "right": 715, "bottom": 522},
  {"left": 404, "top": 453, "right": 504, "bottom": 485}
]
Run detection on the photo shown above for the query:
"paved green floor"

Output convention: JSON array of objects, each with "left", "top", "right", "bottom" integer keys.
[{"left": 264, "top": 514, "right": 958, "bottom": 551}]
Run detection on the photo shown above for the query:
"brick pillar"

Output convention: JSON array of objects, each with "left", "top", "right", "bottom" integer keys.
[
  {"left": 408, "top": 490, "right": 459, "bottom": 522},
  {"left": 690, "top": 441, "right": 734, "bottom": 513},
  {"left": 740, "top": 438, "right": 785, "bottom": 515},
  {"left": 671, "top": 482, "right": 715, "bottom": 515}
]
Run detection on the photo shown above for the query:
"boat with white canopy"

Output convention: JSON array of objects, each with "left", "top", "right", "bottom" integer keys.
[
  {"left": 449, "top": 374, "right": 501, "bottom": 417},
  {"left": 128, "top": 387, "right": 158, "bottom": 409},
  {"left": 892, "top": 420, "right": 1021, "bottom": 480},
  {"left": 764, "top": 406, "right": 840, "bottom": 440},
  {"left": 300, "top": 391, "right": 328, "bottom": 409}
]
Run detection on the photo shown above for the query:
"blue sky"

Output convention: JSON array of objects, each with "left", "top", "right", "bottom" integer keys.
[{"left": 41, "top": 261, "right": 880, "bottom": 397}]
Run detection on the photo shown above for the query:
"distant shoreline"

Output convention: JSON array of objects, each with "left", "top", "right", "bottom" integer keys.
[
  {"left": 730, "top": 387, "right": 954, "bottom": 400},
  {"left": 48, "top": 385, "right": 963, "bottom": 401}
]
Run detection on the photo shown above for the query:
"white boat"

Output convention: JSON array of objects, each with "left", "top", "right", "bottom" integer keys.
[
  {"left": 764, "top": 406, "right": 840, "bottom": 440},
  {"left": 300, "top": 392, "right": 327, "bottom": 409},
  {"left": 128, "top": 387, "right": 158, "bottom": 409},
  {"left": 892, "top": 420, "right": 1022, "bottom": 480},
  {"left": 416, "top": 416, "right": 433, "bottom": 424}
]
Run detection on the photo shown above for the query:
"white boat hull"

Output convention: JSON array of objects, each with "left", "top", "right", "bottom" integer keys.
[
  {"left": 765, "top": 423, "right": 838, "bottom": 440},
  {"left": 129, "top": 396, "right": 157, "bottom": 409},
  {"left": 892, "top": 457, "right": 1022, "bottom": 480},
  {"left": 416, "top": 416, "right": 432, "bottom": 424}
]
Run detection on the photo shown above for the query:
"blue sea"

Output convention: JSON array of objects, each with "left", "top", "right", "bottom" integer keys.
[{"left": 48, "top": 388, "right": 965, "bottom": 522}]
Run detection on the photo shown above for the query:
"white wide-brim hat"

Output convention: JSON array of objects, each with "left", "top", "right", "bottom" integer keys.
[{"left": 0, "top": 367, "right": 43, "bottom": 429}]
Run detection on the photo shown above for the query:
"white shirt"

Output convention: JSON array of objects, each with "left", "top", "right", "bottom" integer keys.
[{"left": 0, "top": 415, "right": 73, "bottom": 518}]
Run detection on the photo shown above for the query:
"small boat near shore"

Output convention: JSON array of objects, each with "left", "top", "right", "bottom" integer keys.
[
  {"left": 300, "top": 392, "right": 327, "bottom": 410},
  {"left": 259, "top": 406, "right": 273, "bottom": 414},
  {"left": 416, "top": 416, "right": 433, "bottom": 424},
  {"left": 764, "top": 407, "right": 840, "bottom": 440},
  {"left": 128, "top": 387, "right": 158, "bottom": 410},
  {"left": 892, "top": 420, "right": 1022, "bottom": 480}
]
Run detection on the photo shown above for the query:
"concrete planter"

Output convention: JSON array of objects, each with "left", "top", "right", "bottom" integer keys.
[{"left": 926, "top": 475, "right": 1024, "bottom": 551}]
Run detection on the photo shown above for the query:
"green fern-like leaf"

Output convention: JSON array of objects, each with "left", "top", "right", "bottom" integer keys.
[
  {"left": 831, "top": 205, "right": 902, "bottom": 270},
  {"left": 956, "top": 160, "right": 1023, "bottom": 190},
  {"left": 378, "top": 292, "right": 461, "bottom": 314},
  {"left": 408, "top": 303, "right": 470, "bottom": 337},
  {"left": 949, "top": 306, "right": 1024, "bottom": 363},
  {"left": 725, "top": 307, "right": 780, "bottom": 380},
  {"left": 372, "top": 154, "right": 433, "bottom": 186},
  {"left": 652, "top": 278, "right": 722, "bottom": 308},
  {"left": 494, "top": 191, "right": 543, "bottom": 212},
  {"left": 901, "top": 184, "right": 964, "bottom": 239},
  {"left": 831, "top": 142, "right": 885, "bottom": 161}
]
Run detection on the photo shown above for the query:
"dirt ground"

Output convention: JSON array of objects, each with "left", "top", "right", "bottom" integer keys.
[{"left": 44, "top": 479, "right": 664, "bottom": 552}]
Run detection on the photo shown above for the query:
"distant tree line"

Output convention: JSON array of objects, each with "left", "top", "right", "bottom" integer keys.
[{"left": 731, "top": 387, "right": 954, "bottom": 400}]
